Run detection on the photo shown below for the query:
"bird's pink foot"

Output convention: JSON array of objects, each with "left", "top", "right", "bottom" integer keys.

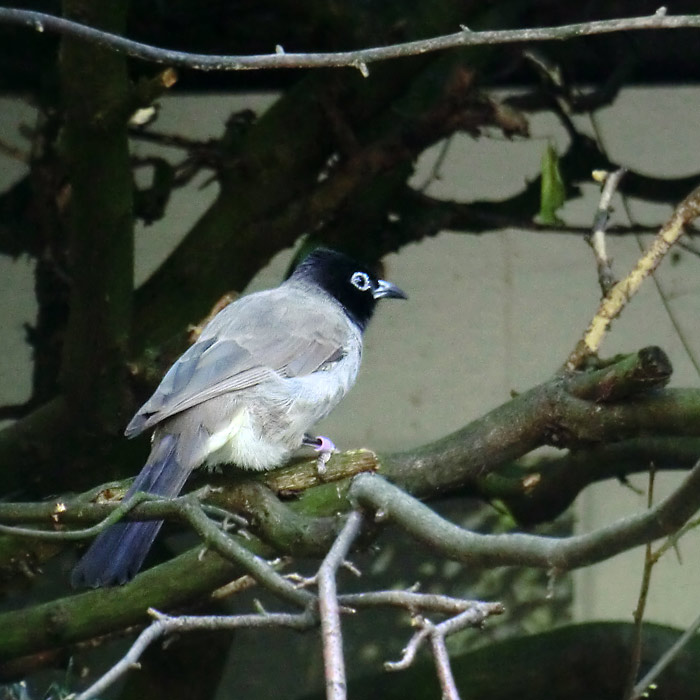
[{"left": 302, "top": 434, "right": 337, "bottom": 475}]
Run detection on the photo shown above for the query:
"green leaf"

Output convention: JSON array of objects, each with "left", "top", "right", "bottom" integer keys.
[{"left": 538, "top": 142, "right": 566, "bottom": 225}]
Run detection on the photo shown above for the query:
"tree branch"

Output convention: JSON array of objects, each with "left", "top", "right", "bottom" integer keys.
[
  {"left": 317, "top": 511, "right": 363, "bottom": 700},
  {"left": 385, "top": 604, "right": 504, "bottom": 700},
  {"left": 349, "top": 465, "right": 700, "bottom": 571},
  {"left": 1, "top": 348, "right": 699, "bottom": 664},
  {"left": 0, "top": 8, "right": 699, "bottom": 72},
  {"left": 493, "top": 436, "right": 700, "bottom": 525},
  {"left": 74, "top": 606, "right": 318, "bottom": 700},
  {"left": 0, "top": 349, "right": 695, "bottom": 536}
]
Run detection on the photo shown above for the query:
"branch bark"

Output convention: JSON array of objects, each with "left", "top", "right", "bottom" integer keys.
[
  {"left": 349, "top": 464, "right": 700, "bottom": 571},
  {"left": 1, "top": 8, "right": 700, "bottom": 72}
]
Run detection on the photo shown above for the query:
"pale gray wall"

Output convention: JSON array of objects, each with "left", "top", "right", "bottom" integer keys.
[{"left": 1, "top": 88, "right": 700, "bottom": 627}]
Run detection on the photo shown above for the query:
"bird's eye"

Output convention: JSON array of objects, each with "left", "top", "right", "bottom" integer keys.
[{"left": 350, "top": 271, "right": 371, "bottom": 292}]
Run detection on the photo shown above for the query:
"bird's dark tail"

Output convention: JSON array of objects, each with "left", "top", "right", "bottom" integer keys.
[{"left": 71, "top": 434, "right": 191, "bottom": 587}]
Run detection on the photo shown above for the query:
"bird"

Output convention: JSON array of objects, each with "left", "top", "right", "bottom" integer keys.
[{"left": 71, "top": 248, "right": 406, "bottom": 587}]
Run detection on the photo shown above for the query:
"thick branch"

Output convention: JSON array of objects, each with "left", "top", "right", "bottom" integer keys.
[
  {"left": 493, "top": 436, "right": 700, "bottom": 525},
  {"left": 349, "top": 465, "right": 700, "bottom": 571},
  {"left": 0, "top": 349, "right": 695, "bottom": 536},
  {"left": 378, "top": 350, "right": 684, "bottom": 501},
  {"left": 0, "top": 546, "right": 240, "bottom": 664}
]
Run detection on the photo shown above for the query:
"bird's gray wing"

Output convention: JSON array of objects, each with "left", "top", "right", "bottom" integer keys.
[{"left": 126, "top": 287, "right": 349, "bottom": 437}]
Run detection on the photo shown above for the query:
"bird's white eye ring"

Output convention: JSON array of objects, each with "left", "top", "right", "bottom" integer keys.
[{"left": 350, "top": 271, "right": 371, "bottom": 292}]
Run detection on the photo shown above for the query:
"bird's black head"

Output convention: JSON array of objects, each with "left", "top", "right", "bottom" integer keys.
[{"left": 292, "top": 248, "right": 407, "bottom": 330}]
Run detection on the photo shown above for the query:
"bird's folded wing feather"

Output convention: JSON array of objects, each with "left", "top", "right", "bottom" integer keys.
[{"left": 125, "top": 287, "right": 349, "bottom": 437}]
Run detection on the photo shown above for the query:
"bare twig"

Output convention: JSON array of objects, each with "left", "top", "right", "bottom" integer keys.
[
  {"left": 622, "top": 466, "right": 657, "bottom": 700},
  {"left": 317, "top": 511, "right": 364, "bottom": 700},
  {"left": 588, "top": 168, "right": 626, "bottom": 295},
  {"left": 586, "top": 111, "right": 700, "bottom": 378},
  {"left": 639, "top": 240, "right": 700, "bottom": 379},
  {"left": 631, "top": 610, "right": 700, "bottom": 699},
  {"left": 385, "top": 604, "right": 505, "bottom": 700},
  {"left": 210, "top": 557, "right": 291, "bottom": 600},
  {"left": 417, "top": 135, "right": 454, "bottom": 192},
  {"left": 522, "top": 49, "right": 578, "bottom": 140},
  {"left": 430, "top": 626, "right": 461, "bottom": 700},
  {"left": 651, "top": 516, "right": 700, "bottom": 563},
  {"left": 385, "top": 626, "right": 431, "bottom": 671},
  {"left": 339, "top": 590, "right": 487, "bottom": 615},
  {"left": 567, "top": 184, "right": 700, "bottom": 370},
  {"left": 0, "top": 9, "right": 699, "bottom": 73},
  {"left": 430, "top": 608, "right": 505, "bottom": 699},
  {"left": 74, "top": 607, "right": 317, "bottom": 700},
  {"left": 128, "top": 128, "right": 213, "bottom": 151},
  {"left": 72, "top": 585, "right": 499, "bottom": 700}
]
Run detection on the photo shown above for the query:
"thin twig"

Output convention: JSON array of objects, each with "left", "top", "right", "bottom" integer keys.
[
  {"left": 73, "top": 587, "right": 496, "bottom": 699},
  {"left": 74, "top": 608, "right": 317, "bottom": 700},
  {"left": 128, "top": 128, "right": 213, "bottom": 150},
  {"left": 430, "top": 629, "right": 461, "bottom": 700},
  {"left": 0, "top": 490, "right": 157, "bottom": 540},
  {"left": 210, "top": 557, "right": 291, "bottom": 600},
  {"left": 428, "top": 609, "right": 504, "bottom": 699},
  {"left": 426, "top": 606, "right": 505, "bottom": 699},
  {"left": 0, "top": 9, "right": 699, "bottom": 73},
  {"left": 418, "top": 135, "right": 454, "bottom": 192},
  {"left": 385, "top": 626, "right": 432, "bottom": 671},
  {"left": 651, "top": 516, "right": 700, "bottom": 563},
  {"left": 385, "top": 603, "right": 504, "bottom": 698},
  {"left": 622, "top": 466, "right": 657, "bottom": 700},
  {"left": 631, "top": 610, "right": 700, "bottom": 699},
  {"left": 317, "top": 511, "right": 364, "bottom": 700},
  {"left": 339, "top": 590, "right": 486, "bottom": 615},
  {"left": 588, "top": 168, "right": 626, "bottom": 295},
  {"left": 633, "top": 226, "right": 700, "bottom": 380},
  {"left": 567, "top": 184, "right": 700, "bottom": 370},
  {"left": 587, "top": 112, "right": 700, "bottom": 378}
]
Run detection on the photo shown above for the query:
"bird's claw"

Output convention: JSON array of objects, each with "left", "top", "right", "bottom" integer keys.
[{"left": 303, "top": 434, "right": 337, "bottom": 476}]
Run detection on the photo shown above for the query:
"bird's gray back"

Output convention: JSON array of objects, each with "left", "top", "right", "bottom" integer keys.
[{"left": 126, "top": 282, "right": 359, "bottom": 437}]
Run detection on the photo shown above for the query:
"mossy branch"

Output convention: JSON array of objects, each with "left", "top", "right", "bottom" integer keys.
[{"left": 1, "top": 347, "right": 700, "bottom": 665}]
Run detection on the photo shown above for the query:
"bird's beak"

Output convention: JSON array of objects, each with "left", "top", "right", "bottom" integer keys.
[{"left": 373, "top": 279, "right": 407, "bottom": 300}]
